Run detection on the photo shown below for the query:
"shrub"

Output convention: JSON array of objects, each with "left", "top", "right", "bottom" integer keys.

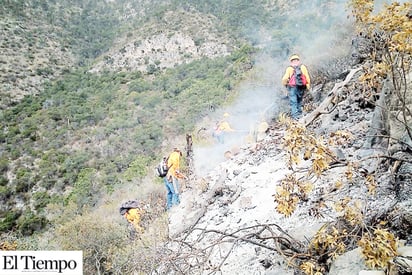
[
  {"left": 16, "top": 211, "right": 47, "bottom": 236},
  {"left": 65, "top": 168, "right": 100, "bottom": 210},
  {"left": 0, "top": 210, "right": 21, "bottom": 232},
  {"left": 0, "top": 176, "right": 8, "bottom": 186},
  {"left": 15, "top": 168, "right": 34, "bottom": 193},
  {"left": 128, "top": 78, "right": 150, "bottom": 93},
  {"left": 122, "top": 155, "right": 151, "bottom": 182},
  {"left": 54, "top": 212, "right": 129, "bottom": 274},
  {"left": 0, "top": 184, "right": 13, "bottom": 200},
  {"left": 32, "top": 191, "right": 51, "bottom": 211},
  {"left": 147, "top": 64, "right": 159, "bottom": 75},
  {"left": 0, "top": 158, "right": 8, "bottom": 173}
]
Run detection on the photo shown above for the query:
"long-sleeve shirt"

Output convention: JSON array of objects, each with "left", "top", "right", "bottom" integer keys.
[
  {"left": 167, "top": 151, "right": 181, "bottom": 178},
  {"left": 218, "top": 121, "right": 234, "bottom": 132},
  {"left": 281, "top": 64, "right": 311, "bottom": 89},
  {"left": 124, "top": 208, "right": 144, "bottom": 233}
]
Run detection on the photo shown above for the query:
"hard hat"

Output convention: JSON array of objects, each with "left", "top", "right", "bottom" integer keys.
[
  {"left": 289, "top": 54, "right": 300, "bottom": 61},
  {"left": 223, "top": 112, "right": 230, "bottom": 117}
]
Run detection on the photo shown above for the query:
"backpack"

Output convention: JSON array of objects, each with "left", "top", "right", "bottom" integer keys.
[
  {"left": 155, "top": 157, "right": 169, "bottom": 178},
  {"left": 119, "top": 200, "right": 140, "bottom": 215},
  {"left": 288, "top": 65, "right": 307, "bottom": 88}
]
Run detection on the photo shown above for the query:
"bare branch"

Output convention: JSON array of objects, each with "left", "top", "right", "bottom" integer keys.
[{"left": 302, "top": 67, "right": 362, "bottom": 126}]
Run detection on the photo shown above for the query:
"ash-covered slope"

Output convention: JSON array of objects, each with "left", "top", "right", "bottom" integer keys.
[{"left": 160, "top": 67, "right": 412, "bottom": 274}]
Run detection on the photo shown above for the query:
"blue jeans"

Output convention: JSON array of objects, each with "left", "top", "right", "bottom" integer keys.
[
  {"left": 164, "top": 177, "right": 179, "bottom": 210},
  {"left": 288, "top": 86, "right": 305, "bottom": 119},
  {"left": 213, "top": 131, "right": 224, "bottom": 144},
  {"left": 171, "top": 176, "right": 180, "bottom": 205}
]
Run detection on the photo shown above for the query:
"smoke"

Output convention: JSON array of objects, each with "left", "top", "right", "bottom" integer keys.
[{"left": 192, "top": 0, "right": 355, "bottom": 177}]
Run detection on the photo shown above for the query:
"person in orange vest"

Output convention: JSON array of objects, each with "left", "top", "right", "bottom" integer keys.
[
  {"left": 166, "top": 148, "right": 183, "bottom": 206},
  {"left": 281, "top": 54, "right": 311, "bottom": 120}
]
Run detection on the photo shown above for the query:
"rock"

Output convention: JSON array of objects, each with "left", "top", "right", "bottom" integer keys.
[
  {"left": 260, "top": 258, "right": 273, "bottom": 269},
  {"left": 288, "top": 223, "right": 324, "bottom": 242},
  {"left": 331, "top": 147, "right": 346, "bottom": 161},
  {"left": 230, "top": 145, "right": 241, "bottom": 156},
  {"left": 224, "top": 150, "right": 232, "bottom": 159},
  {"left": 358, "top": 271, "right": 385, "bottom": 275},
  {"left": 398, "top": 245, "right": 412, "bottom": 257},
  {"left": 387, "top": 245, "right": 412, "bottom": 274},
  {"left": 239, "top": 196, "right": 253, "bottom": 209},
  {"left": 233, "top": 169, "right": 242, "bottom": 176},
  {"left": 329, "top": 248, "right": 367, "bottom": 275},
  {"left": 387, "top": 200, "right": 412, "bottom": 238}
]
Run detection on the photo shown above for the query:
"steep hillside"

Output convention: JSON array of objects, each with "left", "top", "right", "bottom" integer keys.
[
  {"left": 1, "top": 0, "right": 410, "bottom": 274},
  {"left": 163, "top": 68, "right": 412, "bottom": 274},
  {"left": 0, "top": 0, "right": 125, "bottom": 106},
  {"left": 0, "top": 16, "right": 75, "bottom": 105},
  {"left": 159, "top": 2, "right": 412, "bottom": 274},
  {"left": 90, "top": 9, "right": 233, "bottom": 73}
]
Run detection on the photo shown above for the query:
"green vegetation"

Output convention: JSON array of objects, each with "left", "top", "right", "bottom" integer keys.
[
  {"left": 0, "top": 0, "right": 260, "bottom": 247},
  {"left": 0, "top": 44, "right": 252, "bottom": 235}
]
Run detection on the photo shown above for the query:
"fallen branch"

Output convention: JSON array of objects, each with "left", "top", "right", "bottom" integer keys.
[
  {"left": 158, "top": 223, "right": 312, "bottom": 274},
  {"left": 301, "top": 67, "right": 362, "bottom": 126}
]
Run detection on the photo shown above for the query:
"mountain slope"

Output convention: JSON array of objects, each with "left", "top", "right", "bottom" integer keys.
[
  {"left": 163, "top": 66, "right": 412, "bottom": 274},
  {"left": 89, "top": 9, "right": 233, "bottom": 73},
  {"left": 1, "top": 1, "right": 411, "bottom": 274}
]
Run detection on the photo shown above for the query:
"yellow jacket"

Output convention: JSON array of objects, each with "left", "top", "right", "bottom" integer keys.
[
  {"left": 124, "top": 208, "right": 144, "bottom": 233},
  {"left": 281, "top": 64, "right": 311, "bottom": 89},
  {"left": 218, "top": 121, "right": 234, "bottom": 132},
  {"left": 167, "top": 151, "right": 181, "bottom": 178}
]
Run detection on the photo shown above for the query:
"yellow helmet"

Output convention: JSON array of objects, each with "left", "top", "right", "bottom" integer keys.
[
  {"left": 289, "top": 54, "right": 300, "bottom": 61},
  {"left": 223, "top": 112, "right": 230, "bottom": 118}
]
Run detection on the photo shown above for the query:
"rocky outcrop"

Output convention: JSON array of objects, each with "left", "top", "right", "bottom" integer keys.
[
  {"left": 89, "top": 31, "right": 229, "bottom": 73},
  {"left": 90, "top": 10, "right": 232, "bottom": 74}
]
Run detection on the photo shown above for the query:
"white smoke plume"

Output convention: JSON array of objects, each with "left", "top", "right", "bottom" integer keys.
[{"left": 192, "top": 0, "right": 355, "bottom": 177}]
